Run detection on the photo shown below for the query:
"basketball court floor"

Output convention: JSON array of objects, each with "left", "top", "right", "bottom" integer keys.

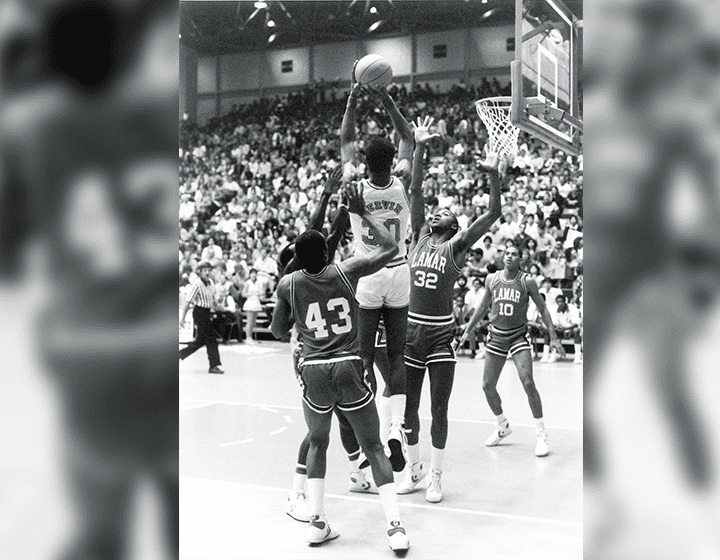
[{"left": 180, "top": 340, "right": 582, "bottom": 559}]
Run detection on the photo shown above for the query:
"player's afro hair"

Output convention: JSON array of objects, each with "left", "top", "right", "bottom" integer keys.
[
  {"left": 295, "top": 230, "right": 327, "bottom": 273},
  {"left": 365, "top": 137, "right": 396, "bottom": 175}
]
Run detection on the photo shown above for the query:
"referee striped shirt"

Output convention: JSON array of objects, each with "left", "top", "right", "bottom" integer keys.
[{"left": 186, "top": 277, "right": 215, "bottom": 309}]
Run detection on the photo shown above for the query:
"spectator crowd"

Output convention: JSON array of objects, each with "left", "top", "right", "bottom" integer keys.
[{"left": 179, "top": 77, "right": 582, "bottom": 354}]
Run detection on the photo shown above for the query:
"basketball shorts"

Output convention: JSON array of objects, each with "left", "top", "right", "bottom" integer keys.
[
  {"left": 356, "top": 262, "right": 410, "bottom": 309},
  {"left": 485, "top": 324, "right": 532, "bottom": 357},
  {"left": 296, "top": 355, "right": 374, "bottom": 414},
  {"left": 404, "top": 320, "right": 456, "bottom": 370}
]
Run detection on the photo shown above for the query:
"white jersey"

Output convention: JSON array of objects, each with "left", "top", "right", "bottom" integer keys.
[{"left": 349, "top": 176, "right": 410, "bottom": 267}]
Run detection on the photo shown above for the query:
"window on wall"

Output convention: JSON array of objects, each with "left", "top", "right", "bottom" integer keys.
[
  {"left": 433, "top": 44, "right": 447, "bottom": 59},
  {"left": 506, "top": 38, "right": 515, "bottom": 52},
  {"left": 281, "top": 60, "right": 293, "bottom": 73}
]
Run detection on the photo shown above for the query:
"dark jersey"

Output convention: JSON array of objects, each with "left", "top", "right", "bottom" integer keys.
[
  {"left": 488, "top": 271, "right": 530, "bottom": 330},
  {"left": 408, "top": 234, "right": 462, "bottom": 324},
  {"left": 289, "top": 265, "right": 359, "bottom": 360}
]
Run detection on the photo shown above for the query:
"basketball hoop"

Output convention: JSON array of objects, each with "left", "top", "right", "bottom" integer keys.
[{"left": 474, "top": 97, "right": 520, "bottom": 160}]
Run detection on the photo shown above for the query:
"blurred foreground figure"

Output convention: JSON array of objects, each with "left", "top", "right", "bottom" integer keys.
[
  {"left": 585, "top": 0, "right": 720, "bottom": 557},
  {"left": 0, "top": 1, "right": 178, "bottom": 558}
]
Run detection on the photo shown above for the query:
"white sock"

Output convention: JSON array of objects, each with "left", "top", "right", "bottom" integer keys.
[
  {"left": 377, "top": 482, "right": 401, "bottom": 524},
  {"left": 306, "top": 478, "right": 325, "bottom": 517},
  {"left": 348, "top": 457, "right": 360, "bottom": 472},
  {"left": 406, "top": 443, "right": 421, "bottom": 465},
  {"left": 292, "top": 471, "right": 306, "bottom": 493},
  {"left": 430, "top": 446, "right": 445, "bottom": 473},
  {"left": 495, "top": 413, "right": 507, "bottom": 426},
  {"left": 378, "top": 396, "right": 392, "bottom": 444},
  {"left": 535, "top": 418, "right": 545, "bottom": 432},
  {"left": 389, "top": 394, "right": 406, "bottom": 427}
]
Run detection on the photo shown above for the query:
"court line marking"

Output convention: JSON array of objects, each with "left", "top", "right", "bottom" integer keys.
[
  {"left": 180, "top": 476, "right": 581, "bottom": 528},
  {"left": 180, "top": 399, "right": 581, "bottom": 431},
  {"left": 269, "top": 427, "right": 287, "bottom": 435},
  {"left": 219, "top": 439, "right": 254, "bottom": 447}
]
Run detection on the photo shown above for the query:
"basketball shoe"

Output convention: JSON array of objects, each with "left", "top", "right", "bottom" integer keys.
[
  {"left": 285, "top": 490, "right": 311, "bottom": 522},
  {"left": 306, "top": 515, "right": 339, "bottom": 545},
  {"left": 387, "top": 424, "right": 407, "bottom": 472},
  {"left": 426, "top": 469, "right": 442, "bottom": 503},
  {"left": 387, "top": 519, "right": 410, "bottom": 552},
  {"left": 535, "top": 429, "right": 550, "bottom": 457},
  {"left": 396, "top": 461, "right": 426, "bottom": 494},
  {"left": 349, "top": 470, "right": 379, "bottom": 494},
  {"left": 485, "top": 420, "right": 513, "bottom": 446}
]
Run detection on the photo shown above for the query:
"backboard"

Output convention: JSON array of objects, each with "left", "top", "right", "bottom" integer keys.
[{"left": 511, "top": 0, "right": 582, "bottom": 155}]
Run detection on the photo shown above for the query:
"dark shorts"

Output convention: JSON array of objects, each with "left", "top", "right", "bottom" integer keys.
[
  {"left": 404, "top": 320, "right": 456, "bottom": 370},
  {"left": 485, "top": 324, "right": 532, "bottom": 357},
  {"left": 297, "top": 356, "right": 373, "bottom": 414},
  {"left": 375, "top": 320, "right": 387, "bottom": 349}
]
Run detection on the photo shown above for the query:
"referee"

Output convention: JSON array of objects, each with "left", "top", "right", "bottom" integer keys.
[{"left": 180, "top": 261, "right": 224, "bottom": 374}]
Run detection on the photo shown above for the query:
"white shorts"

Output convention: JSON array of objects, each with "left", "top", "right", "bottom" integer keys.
[{"left": 356, "top": 263, "right": 410, "bottom": 309}]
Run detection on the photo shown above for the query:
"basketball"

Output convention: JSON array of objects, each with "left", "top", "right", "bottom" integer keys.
[{"left": 354, "top": 54, "right": 393, "bottom": 89}]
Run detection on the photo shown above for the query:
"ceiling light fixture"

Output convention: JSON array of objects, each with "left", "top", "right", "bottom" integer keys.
[
  {"left": 368, "top": 19, "right": 384, "bottom": 32},
  {"left": 267, "top": 19, "right": 275, "bottom": 27},
  {"left": 480, "top": 8, "right": 497, "bottom": 19},
  {"left": 370, "top": 6, "right": 378, "bottom": 14},
  {"left": 268, "top": 32, "right": 279, "bottom": 43},
  {"left": 254, "top": 1, "right": 267, "bottom": 9}
]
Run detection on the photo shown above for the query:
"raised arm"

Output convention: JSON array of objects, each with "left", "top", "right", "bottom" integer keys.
[
  {"left": 341, "top": 63, "right": 363, "bottom": 169},
  {"left": 325, "top": 204, "right": 349, "bottom": 264},
  {"left": 370, "top": 88, "right": 414, "bottom": 187},
  {"left": 527, "top": 277, "right": 565, "bottom": 357},
  {"left": 340, "top": 181, "right": 399, "bottom": 282},
  {"left": 409, "top": 116, "right": 439, "bottom": 247},
  {"left": 451, "top": 151, "right": 503, "bottom": 256},
  {"left": 307, "top": 165, "right": 342, "bottom": 232}
]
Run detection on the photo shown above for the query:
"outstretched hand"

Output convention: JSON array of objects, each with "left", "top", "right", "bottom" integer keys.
[
  {"left": 413, "top": 116, "right": 440, "bottom": 145},
  {"left": 365, "top": 84, "right": 392, "bottom": 105},
  {"left": 343, "top": 181, "right": 366, "bottom": 215},
  {"left": 478, "top": 145, "right": 501, "bottom": 172},
  {"left": 349, "top": 60, "right": 364, "bottom": 99},
  {"left": 324, "top": 165, "right": 343, "bottom": 194}
]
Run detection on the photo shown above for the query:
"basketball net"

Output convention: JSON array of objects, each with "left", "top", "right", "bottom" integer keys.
[{"left": 475, "top": 97, "right": 520, "bottom": 160}]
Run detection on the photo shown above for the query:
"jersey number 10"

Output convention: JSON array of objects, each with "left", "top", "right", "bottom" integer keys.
[
  {"left": 498, "top": 303, "right": 514, "bottom": 316},
  {"left": 305, "top": 298, "right": 353, "bottom": 339}
]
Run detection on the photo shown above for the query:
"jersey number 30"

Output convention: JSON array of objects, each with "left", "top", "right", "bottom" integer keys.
[
  {"left": 362, "top": 217, "right": 401, "bottom": 245},
  {"left": 305, "top": 298, "right": 352, "bottom": 339}
]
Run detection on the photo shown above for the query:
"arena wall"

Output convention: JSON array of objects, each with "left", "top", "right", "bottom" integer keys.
[{"left": 188, "top": 25, "right": 516, "bottom": 124}]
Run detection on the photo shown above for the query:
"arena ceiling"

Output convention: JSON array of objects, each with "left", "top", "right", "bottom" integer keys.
[{"left": 180, "top": 0, "right": 583, "bottom": 55}]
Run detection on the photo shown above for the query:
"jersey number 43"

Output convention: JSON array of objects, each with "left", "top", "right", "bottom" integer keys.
[{"left": 305, "top": 298, "right": 352, "bottom": 339}]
